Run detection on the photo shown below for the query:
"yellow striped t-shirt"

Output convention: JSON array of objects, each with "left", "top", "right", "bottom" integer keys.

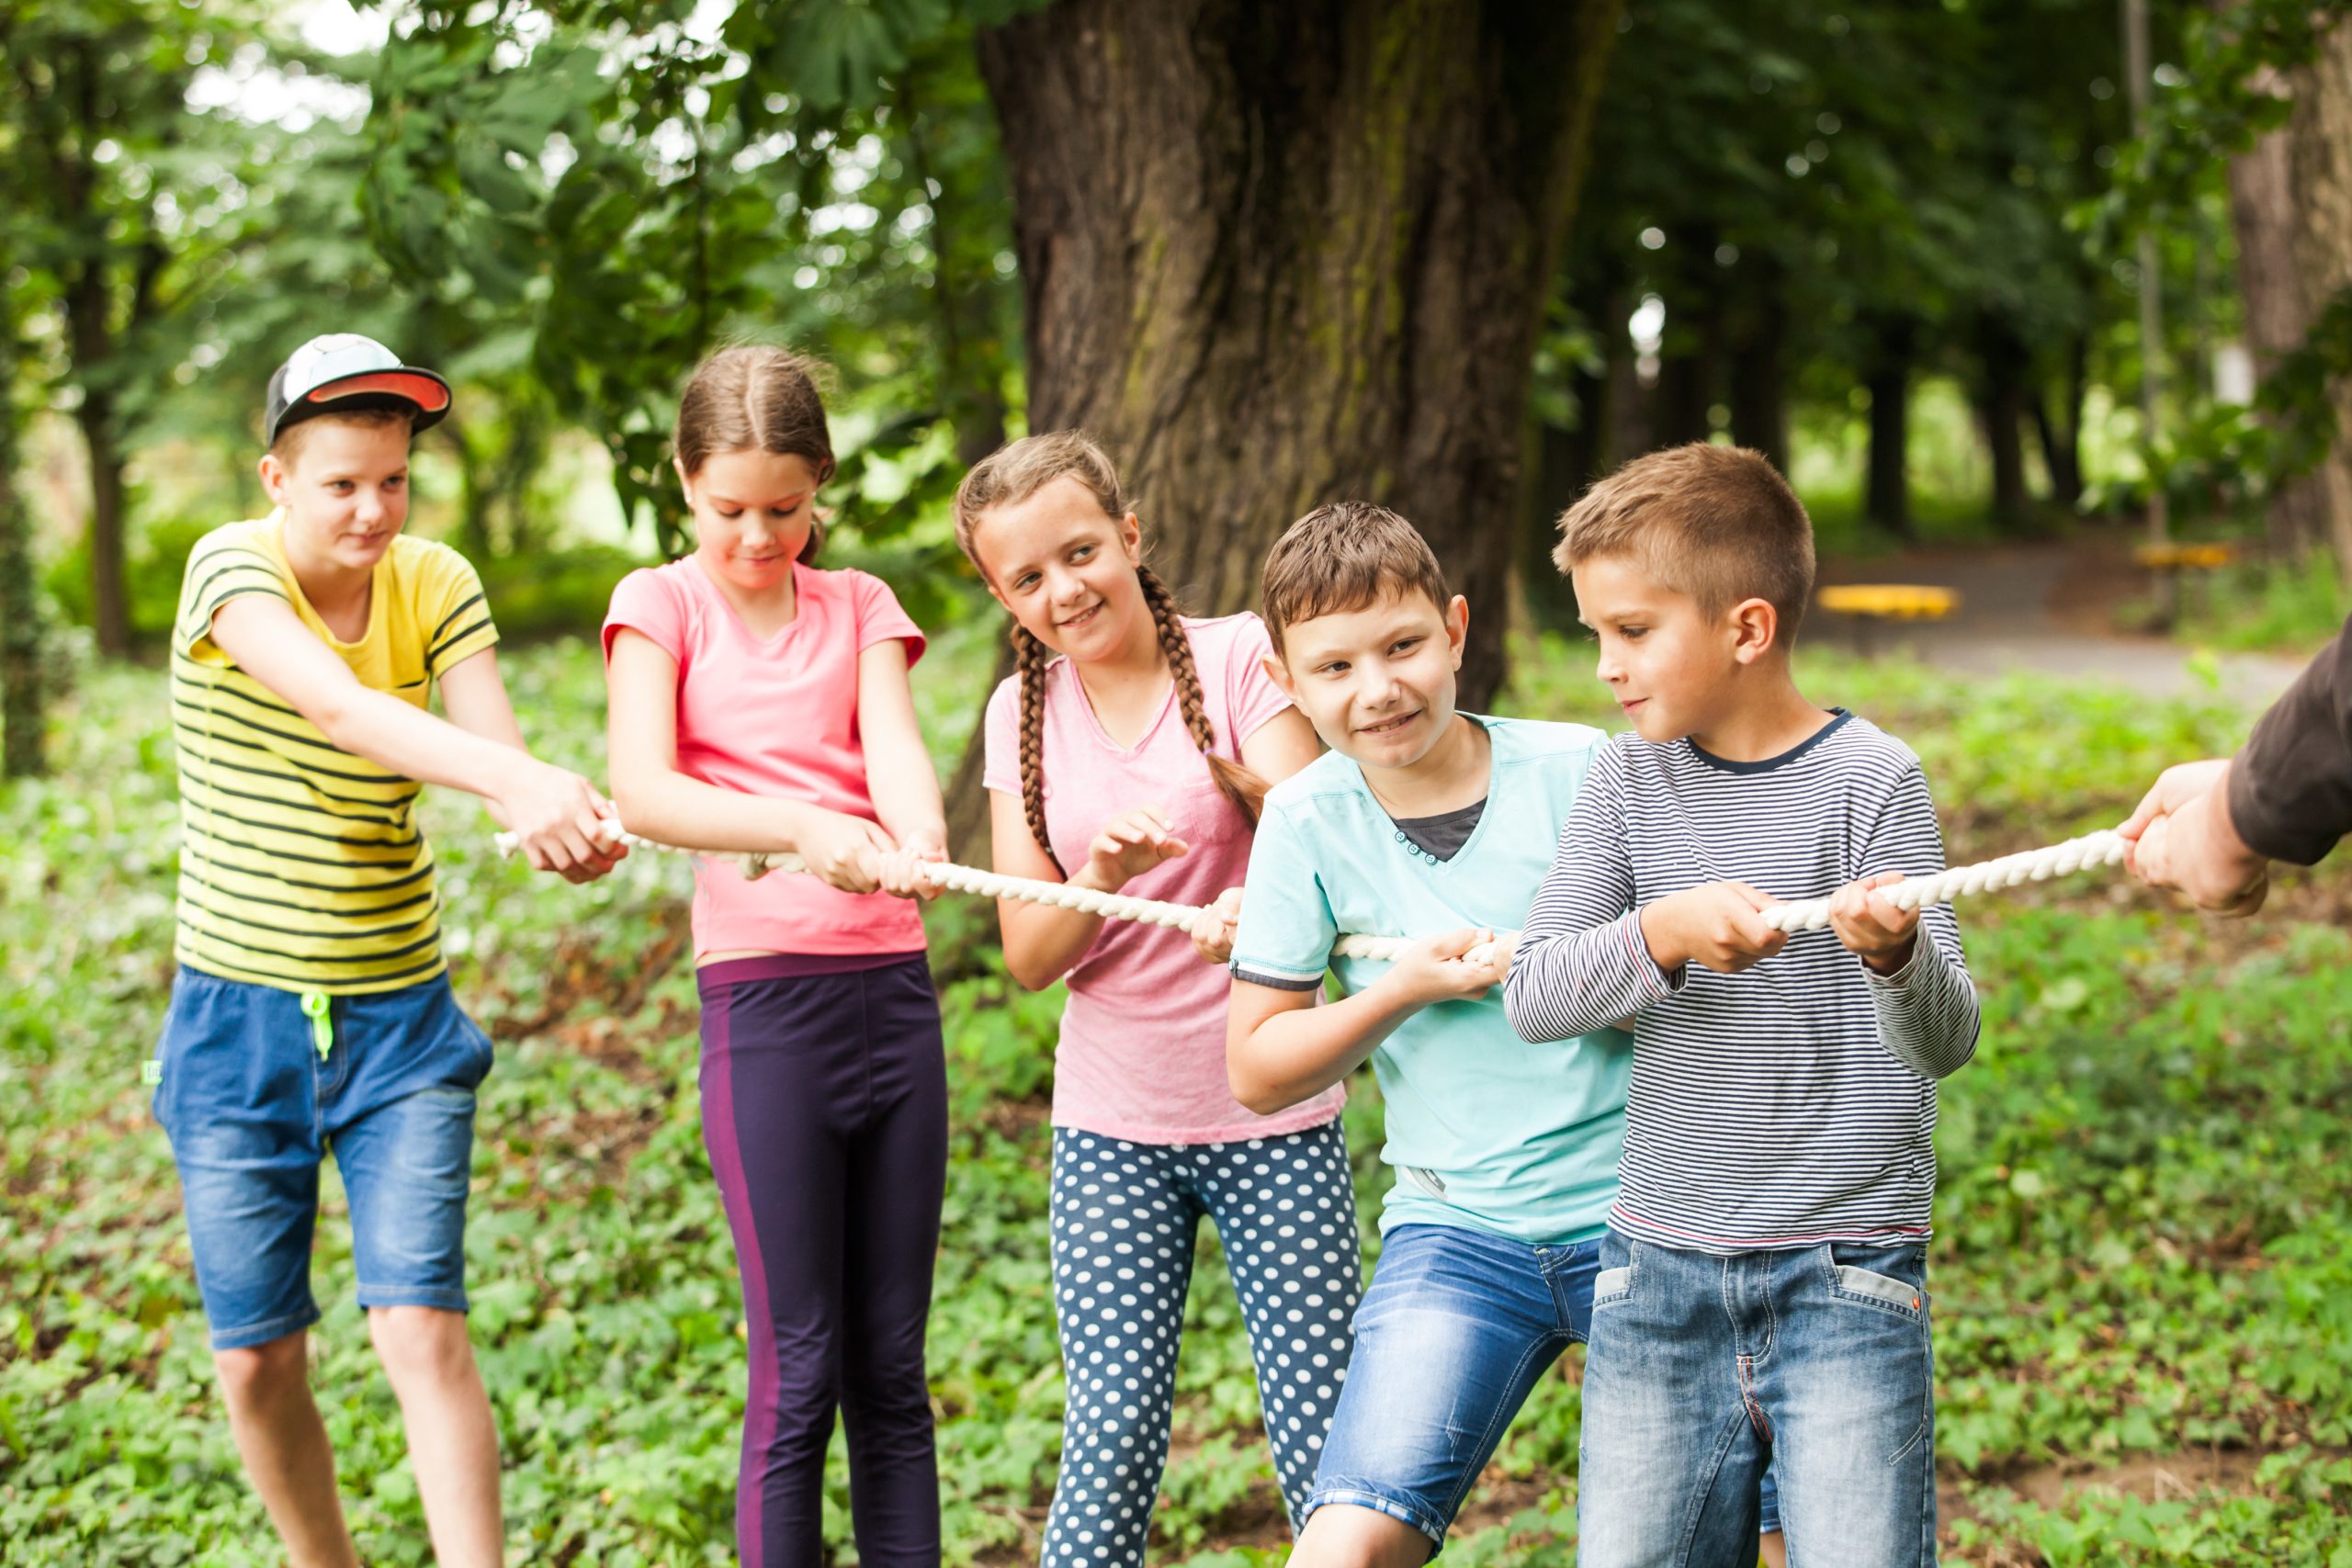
[{"left": 170, "top": 514, "right": 500, "bottom": 994}]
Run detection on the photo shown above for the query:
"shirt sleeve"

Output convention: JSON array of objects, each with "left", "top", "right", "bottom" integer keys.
[
  {"left": 1221, "top": 614, "right": 1295, "bottom": 750},
  {"left": 979, "top": 675, "right": 1023, "bottom": 796},
  {"left": 1851, "top": 761, "right": 1981, "bottom": 1079},
  {"left": 851, "top": 570, "right": 926, "bottom": 667},
  {"left": 603, "top": 568, "right": 685, "bottom": 667},
  {"left": 176, "top": 529, "right": 291, "bottom": 660},
  {"left": 422, "top": 547, "right": 499, "bottom": 680},
  {"left": 1228, "top": 795, "right": 1340, "bottom": 992},
  {"left": 1504, "top": 740, "right": 1684, "bottom": 1041},
  {"left": 2227, "top": 614, "right": 2352, "bottom": 865}
]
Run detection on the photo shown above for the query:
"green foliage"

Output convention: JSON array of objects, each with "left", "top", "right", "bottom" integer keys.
[
  {"left": 6, "top": 642, "right": 2348, "bottom": 1560},
  {"left": 2175, "top": 546, "right": 2352, "bottom": 655}
]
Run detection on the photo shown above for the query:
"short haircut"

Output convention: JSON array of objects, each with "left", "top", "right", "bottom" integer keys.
[
  {"left": 1553, "top": 443, "right": 1815, "bottom": 635},
  {"left": 268, "top": 407, "right": 414, "bottom": 468},
  {"left": 1261, "top": 501, "right": 1450, "bottom": 653}
]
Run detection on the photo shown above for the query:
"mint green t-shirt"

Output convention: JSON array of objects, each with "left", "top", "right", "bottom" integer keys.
[{"left": 1230, "top": 715, "right": 1634, "bottom": 1245}]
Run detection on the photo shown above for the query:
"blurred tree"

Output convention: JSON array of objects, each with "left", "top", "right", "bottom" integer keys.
[
  {"left": 2, "top": 0, "right": 264, "bottom": 655},
  {"left": 0, "top": 243, "right": 45, "bottom": 779}
]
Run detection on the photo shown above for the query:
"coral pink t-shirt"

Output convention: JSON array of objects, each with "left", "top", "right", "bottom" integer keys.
[
  {"left": 604, "top": 558, "right": 928, "bottom": 962},
  {"left": 982, "top": 612, "right": 1345, "bottom": 1144}
]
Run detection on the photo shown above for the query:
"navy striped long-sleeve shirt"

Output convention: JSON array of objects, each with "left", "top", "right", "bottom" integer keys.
[{"left": 1502, "top": 711, "right": 1980, "bottom": 1252}]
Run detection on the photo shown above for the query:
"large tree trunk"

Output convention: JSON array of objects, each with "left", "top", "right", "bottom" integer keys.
[
  {"left": 2289, "top": 19, "right": 2352, "bottom": 575},
  {"left": 74, "top": 391, "right": 130, "bottom": 658},
  {"left": 2230, "top": 78, "right": 2332, "bottom": 558},
  {"left": 1978, "top": 316, "right": 2032, "bottom": 529},
  {"left": 1, "top": 291, "right": 41, "bottom": 779},
  {"left": 2033, "top": 333, "right": 2087, "bottom": 512},
  {"left": 1726, "top": 261, "right": 1788, "bottom": 471},
  {"left": 970, "top": 0, "right": 1620, "bottom": 834},
  {"left": 1864, "top": 317, "right": 1915, "bottom": 540}
]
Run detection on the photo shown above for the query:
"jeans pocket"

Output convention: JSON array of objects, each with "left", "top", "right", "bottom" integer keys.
[
  {"left": 1592, "top": 1263, "right": 1634, "bottom": 1307},
  {"left": 1830, "top": 1262, "right": 1927, "bottom": 1320}
]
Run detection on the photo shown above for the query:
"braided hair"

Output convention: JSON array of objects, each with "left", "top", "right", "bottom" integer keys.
[{"left": 954, "top": 431, "right": 1270, "bottom": 868}]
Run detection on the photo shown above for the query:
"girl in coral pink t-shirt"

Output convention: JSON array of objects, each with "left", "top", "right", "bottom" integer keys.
[
  {"left": 602, "top": 345, "right": 945, "bottom": 1567},
  {"left": 954, "top": 431, "right": 1361, "bottom": 1567}
]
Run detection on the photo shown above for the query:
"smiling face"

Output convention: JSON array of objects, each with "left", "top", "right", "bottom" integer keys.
[
  {"left": 966, "top": 474, "right": 1148, "bottom": 660},
  {"left": 260, "top": 417, "right": 413, "bottom": 574},
  {"left": 677, "top": 447, "right": 824, "bottom": 593},
  {"left": 1571, "top": 553, "right": 1751, "bottom": 743},
  {"left": 1267, "top": 584, "right": 1468, "bottom": 771}
]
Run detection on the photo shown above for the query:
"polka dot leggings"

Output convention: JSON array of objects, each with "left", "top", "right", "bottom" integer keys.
[{"left": 1041, "top": 1121, "right": 1363, "bottom": 1566}]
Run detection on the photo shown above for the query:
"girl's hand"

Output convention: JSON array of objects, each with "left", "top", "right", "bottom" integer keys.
[
  {"left": 876, "top": 836, "right": 948, "bottom": 902},
  {"left": 1076, "top": 805, "right": 1189, "bottom": 892},
  {"left": 1188, "top": 886, "right": 1246, "bottom": 964},
  {"left": 795, "top": 808, "right": 895, "bottom": 895}
]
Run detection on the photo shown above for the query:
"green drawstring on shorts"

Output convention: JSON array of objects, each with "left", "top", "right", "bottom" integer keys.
[{"left": 300, "top": 989, "right": 334, "bottom": 1061}]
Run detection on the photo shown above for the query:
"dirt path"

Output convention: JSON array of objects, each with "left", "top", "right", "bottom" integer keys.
[{"left": 1814, "top": 528, "right": 2313, "bottom": 711}]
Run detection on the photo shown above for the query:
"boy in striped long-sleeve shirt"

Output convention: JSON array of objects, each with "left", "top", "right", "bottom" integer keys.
[{"left": 1503, "top": 443, "right": 1979, "bottom": 1568}]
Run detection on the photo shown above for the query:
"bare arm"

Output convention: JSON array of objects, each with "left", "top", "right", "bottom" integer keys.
[
  {"left": 604, "top": 626, "right": 889, "bottom": 892},
  {"left": 857, "top": 639, "right": 946, "bottom": 852},
  {"left": 1226, "top": 932, "right": 1503, "bottom": 1114},
  {"left": 209, "top": 593, "right": 611, "bottom": 874}
]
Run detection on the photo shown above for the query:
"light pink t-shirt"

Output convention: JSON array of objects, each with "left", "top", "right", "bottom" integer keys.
[
  {"left": 982, "top": 612, "right": 1345, "bottom": 1144},
  {"left": 605, "top": 558, "right": 928, "bottom": 962}
]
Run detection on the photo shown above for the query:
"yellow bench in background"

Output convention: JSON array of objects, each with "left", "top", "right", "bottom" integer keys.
[
  {"left": 1816, "top": 584, "right": 1961, "bottom": 654},
  {"left": 2132, "top": 541, "right": 2237, "bottom": 625}
]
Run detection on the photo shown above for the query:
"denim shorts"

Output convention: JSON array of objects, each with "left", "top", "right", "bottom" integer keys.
[
  {"left": 1306, "top": 1223, "right": 1781, "bottom": 1555},
  {"left": 151, "top": 966, "right": 495, "bottom": 1350},
  {"left": 1577, "top": 1233, "right": 1931, "bottom": 1568}
]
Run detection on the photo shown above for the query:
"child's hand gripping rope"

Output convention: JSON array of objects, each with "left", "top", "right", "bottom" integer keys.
[{"left": 496, "top": 822, "right": 2132, "bottom": 962}]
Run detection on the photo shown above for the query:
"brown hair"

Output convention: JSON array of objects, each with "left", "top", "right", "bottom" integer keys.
[
  {"left": 953, "top": 429, "right": 1267, "bottom": 863},
  {"left": 1553, "top": 443, "right": 1815, "bottom": 637},
  {"left": 1260, "top": 501, "right": 1451, "bottom": 653},
  {"left": 673, "top": 344, "right": 835, "bottom": 563},
  {"left": 268, "top": 407, "right": 414, "bottom": 468}
]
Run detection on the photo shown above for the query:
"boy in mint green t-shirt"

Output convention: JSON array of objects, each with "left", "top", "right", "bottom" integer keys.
[{"left": 1226, "top": 502, "right": 1776, "bottom": 1565}]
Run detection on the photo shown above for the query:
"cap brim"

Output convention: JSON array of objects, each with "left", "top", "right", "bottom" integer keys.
[{"left": 301, "top": 368, "right": 452, "bottom": 432}]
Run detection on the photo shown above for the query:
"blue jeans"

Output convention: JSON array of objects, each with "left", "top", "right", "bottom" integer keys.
[
  {"left": 1309, "top": 1224, "right": 1780, "bottom": 1556},
  {"left": 1577, "top": 1234, "right": 1935, "bottom": 1568},
  {"left": 152, "top": 967, "right": 494, "bottom": 1350}
]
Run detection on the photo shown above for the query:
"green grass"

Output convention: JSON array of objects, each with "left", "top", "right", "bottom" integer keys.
[
  {"left": 4, "top": 637, "right": 2347, "bottom": 1563},
  {"left": 2174, "top": 548, "right": 2351, "bottom": 657}
]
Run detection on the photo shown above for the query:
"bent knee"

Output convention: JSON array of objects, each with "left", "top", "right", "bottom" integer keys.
[
  {"left": 1293, "top": 1501, "right": 1435, "bottom": 1568},
  {"left": 213, "top": 1332, "right": 310, "bottom": 1403},
  {"left": 367, "top": 1304, "right": 476, "bottom": 1383}
]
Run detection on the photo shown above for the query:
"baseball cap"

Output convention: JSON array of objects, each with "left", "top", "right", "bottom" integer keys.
[{"left": 265, "top": 333, "right": 452, "bottom": 446}]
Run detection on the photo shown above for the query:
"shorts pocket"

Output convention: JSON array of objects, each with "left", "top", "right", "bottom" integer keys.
[
  {"left": 1830, "top": 1262, "right": 1927, "bottom": 1320},
  {"left": 1592, "top": 1263, "right": 1634, "bottom": 1306}
]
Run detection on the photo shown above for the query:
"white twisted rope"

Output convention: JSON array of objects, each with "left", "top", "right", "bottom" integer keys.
[
  {"left": 1757, "top": 829, "right": 2129, "bottom": 933},
  {"left": 497, "top": 823, "right": 2131, "bottom": 954}
]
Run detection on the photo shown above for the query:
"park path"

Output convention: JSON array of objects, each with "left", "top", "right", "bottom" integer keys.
[{"left": 1812, "top": 529, "right": 2312, "bottom": 713}]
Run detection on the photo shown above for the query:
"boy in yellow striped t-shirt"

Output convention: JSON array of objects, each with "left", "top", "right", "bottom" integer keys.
[{"left": 157, "top": 333, "right": 622, "bottom": 1567}]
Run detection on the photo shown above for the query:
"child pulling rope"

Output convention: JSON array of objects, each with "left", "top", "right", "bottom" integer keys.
[{"left": 498, "top": 822, "right": 2130, "bottom": 957}]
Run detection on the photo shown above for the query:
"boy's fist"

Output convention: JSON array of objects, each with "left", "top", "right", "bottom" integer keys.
[
  {"left": 1639, "top": 882, "right": 1787, "bottom": 975},
  {"left": 1385, "top": 927, "right": 1512, "bottom": 1005},
  {"left": 1827, "top": 872, "right": 1919, "bottom": 973}
]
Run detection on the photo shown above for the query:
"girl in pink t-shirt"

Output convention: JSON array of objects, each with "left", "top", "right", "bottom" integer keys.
[
  {"left": 602, "top": 345, "right": 946, "bottom": 1568},
  {"left": 955, "top": 431, "right": 1361, "bottom": 1566}
]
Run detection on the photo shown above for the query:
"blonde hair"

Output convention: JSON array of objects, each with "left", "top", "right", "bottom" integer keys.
[
  {"left": 673, "top": 344, "right": 835, "bottom": 563},
  {"left": 1553, "top": 443, "right": 1815, "bottom": 635},
  {"left": 1260, "top": 501, "right": 1450, "bottom": 652},
  {"left": 953, "top": 430, "right": 1266, "bottom": 863}
]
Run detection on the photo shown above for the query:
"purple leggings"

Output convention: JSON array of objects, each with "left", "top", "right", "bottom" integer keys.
[{"left": 698, "top": 953, "right": 948, "bottom": 1567}]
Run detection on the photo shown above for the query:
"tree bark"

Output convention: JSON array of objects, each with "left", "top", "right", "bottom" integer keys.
[
  {"left": 968, "top": 0, "right": 1621, "bottom": 841},
  {"left": 2230, "top": 78, "right": 2331, "bottom": 557},
  {"left": 73, "top": 389, "right": 131, "bottom": 658},
  {"left": 1865, "top": 317, "right": 1915, "bottom": 540},
  {"left": 2287, "top": 19, "right": 2352, "bottom": 576}
]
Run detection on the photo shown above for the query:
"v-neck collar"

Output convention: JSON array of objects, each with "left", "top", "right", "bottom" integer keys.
[{"left": 1060, "top": 653, "right": 1178, "bottom": 760}]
